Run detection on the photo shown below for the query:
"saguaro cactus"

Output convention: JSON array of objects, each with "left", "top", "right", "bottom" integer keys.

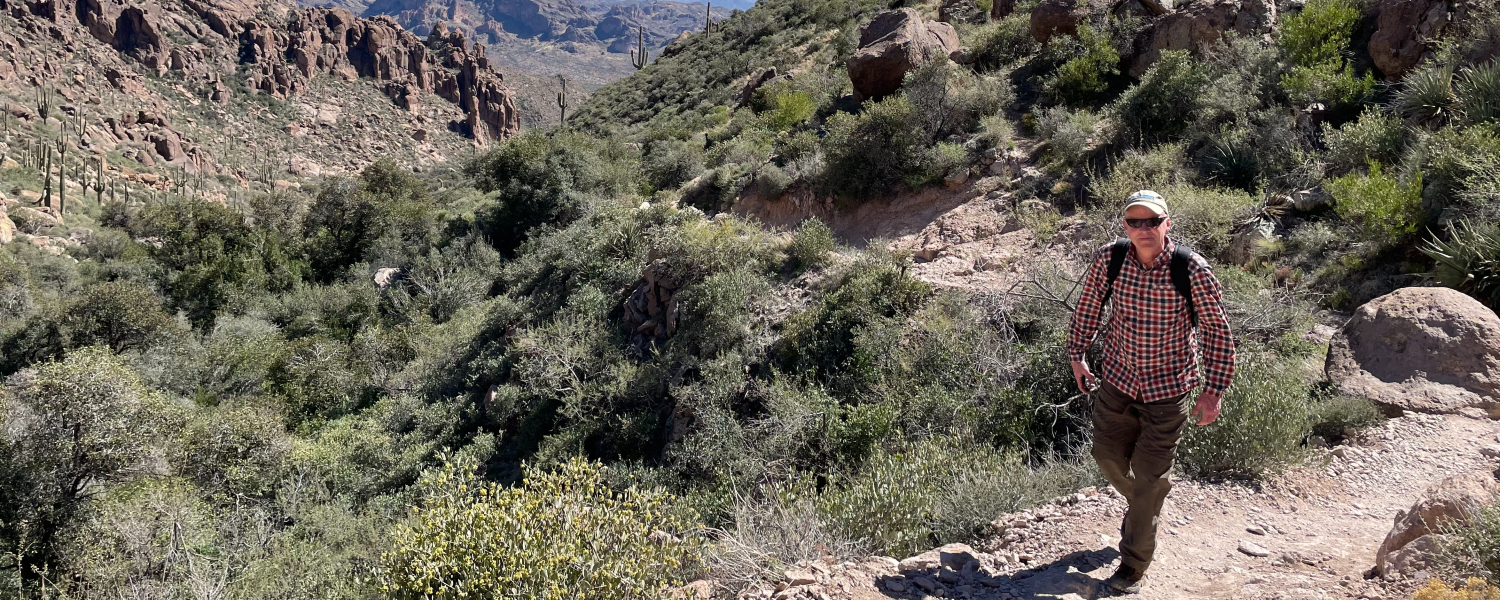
[
  {"left": 631, "top": 26, "right": 649, "bottom": 70},
  {"left": 35, "top": 86, "right": 52, "bottom": 121},
  {"left": 706, "top": 2, "right": 713, "bottom": 31},
  {"left": 556, "top": 75, "right": 569, "bottom": 124}
]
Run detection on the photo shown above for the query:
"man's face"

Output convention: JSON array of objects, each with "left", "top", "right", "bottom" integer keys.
[{"left": 1122, "top": 204, "right": 1170, "bottom": 253}]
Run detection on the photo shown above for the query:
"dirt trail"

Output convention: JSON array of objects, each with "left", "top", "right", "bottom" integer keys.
[{"left": 742, "top": 412, "right": 1500, "bottom": 600}]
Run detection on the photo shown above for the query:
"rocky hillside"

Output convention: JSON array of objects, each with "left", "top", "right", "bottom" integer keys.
[
  {"left": 347, "top": 0, "right": 734, "bottom": 126},
  {"left": 0, "top": 0, "right": 522, "bottom": 181}
]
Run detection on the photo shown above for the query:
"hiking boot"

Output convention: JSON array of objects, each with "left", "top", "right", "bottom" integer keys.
[{"left": 1103, "top": 564, "right": 1145, "bottom": 594}]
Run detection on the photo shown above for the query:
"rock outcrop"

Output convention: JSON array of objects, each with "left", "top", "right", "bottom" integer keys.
[
  {"left": 624, "top": 260, "right": 681, "bottom": 351},
  {"left": 1375, "top": 471, "right": 1500, "bottom": 575},
  {"left": 1367, "top": 0, "right": 1451, "bottom": 80},
  {"left": 1030, "top": 0, "right": 1082, "bottom": 44},
  {"left": 846, "top": 9, "right": 962, "bottom": 103},
  {"left": 9, "top": 0, "right": 521, "bottom": 144},
  {"left": 1326, "top": 287, "right": 1500, "bottom": 416},
  {"left": 1126, "top": 0, "right": 1276, "bottom": 77}
]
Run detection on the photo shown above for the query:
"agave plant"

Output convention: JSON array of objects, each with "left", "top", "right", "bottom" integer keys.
[
  {"left": 1422, "top": 218, "right": 1500, "bottom": 308},
  {"left": 1394, "top": 64, "right": 1456, "bottom": 126},
  {"left": 1458, "top": 60, "right": 1500, "bottom": 126},
  {"left": 1199, "top": 137, "right": 1260, "bottom": 191}
]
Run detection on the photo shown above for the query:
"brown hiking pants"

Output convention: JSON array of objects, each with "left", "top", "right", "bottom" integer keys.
[{"left": 1090, "top": 380, "right": 1189, "bottom": 574}]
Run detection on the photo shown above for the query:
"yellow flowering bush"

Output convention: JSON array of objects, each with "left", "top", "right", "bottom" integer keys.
[
  {"left": 1414, "top": 578, "right": 1500, "bottom": 600},
  {"left": 376, "top": 455, "right": 700, "bottom": 600}
]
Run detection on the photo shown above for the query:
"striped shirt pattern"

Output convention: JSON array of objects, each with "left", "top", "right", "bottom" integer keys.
[{"left": 1066, "top": 238, "right": 1237, "bottom": 402}]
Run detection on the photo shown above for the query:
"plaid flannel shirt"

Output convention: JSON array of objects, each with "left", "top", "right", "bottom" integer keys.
[{"left": 1066, "top": 238, "right": 1236, "bottom": 402}]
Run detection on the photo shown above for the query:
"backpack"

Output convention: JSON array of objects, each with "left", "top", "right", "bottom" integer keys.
[{"left": 1100, "top": 238, "right": 1198, "bottom": 328}]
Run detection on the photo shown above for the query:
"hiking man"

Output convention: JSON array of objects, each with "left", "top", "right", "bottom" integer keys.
[{"left": 1066, "top": 190, "right": 1237, "bottom": 594}]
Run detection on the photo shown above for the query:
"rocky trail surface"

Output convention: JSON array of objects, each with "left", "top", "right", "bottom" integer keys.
[{"left": 734, "top": 412, "right": 1500, "bottom": 600}]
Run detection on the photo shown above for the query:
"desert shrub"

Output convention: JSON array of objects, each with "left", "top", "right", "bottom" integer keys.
[
  {"left": 815, "top": 437, "right": 1097, "bottom": 557},
  {"left": 377, "top": 455, "right": 701, "bottom": 600},
  {"left": 0, "top": 279, "right": 178, "bottom": 376},
  {"left": 1423, "top": 218, "right": 1500, "bottom": 308},
  {"left": 1178, "top": 352, "right": 1311, "bottom": 478},
  {"left": 1037, "top": 106, "right": 1102, "bottom": 173},
  {"left": 1278, "top": 0, "right": 1373, "bottom": 112},
  {"left": 1278, "top": 0, "right": 1355, "bottom": 64},
  {"left": 171, "top": 401, "right": 292, "bottom": 498},
  {"left": 821, "top": 96, "right": 933, "bottom": 199},
  {"left": 777, "top": 254, "right": 931, "bottom": 395},
  {"left": 468, "top": 132, "right": 635, "bottom": 256},
  {"left": 1327, "top": 162, "right": 1425, "bottom": 246},
  {"left": 761, "top": 84, "right": 819, "bottom": 132},
  {"left": 1307, "top": 394, "right": 1384, "bottom": 442},
  {"left": 1324, "top": 106, "right": 1406, "bottom": 174},
  {"left": 1459, "top": 61, "right": 1500, "bottom": 126},
  {"left": 707, "top": 486, "right": 861, "bottom": 590},
  {"left": 1088, "top": 143, "right": 1193, "bottom": 204},
  {"left": 136, "top": 195, "right": 270, "bottom": 329},
  {"left": 788, "top": 218, "right": 836, "bottom": 270},
  {"left": 966, "top": 14, "right": 1038, "bottom": 71},
  {"left": 1413, "top": 578, "right": 1500, "bottom": 600},
  {"left": 1045, "top": 24, "right": 1121, "bottom": 107},
  {"left": 267, "top": 336, "right": 373, "bottom": 429},
  {"left": 1435, "top": 497, "right": 1500, "bottom": 585},
  {"left": 1395, "top": 64, "right": 1458, "bottom": 126},
  {"left": 1108, "top": 50, "right": 1210, "bottom": 145},
  {"left": 0, "top": 347, "right": 176, "bottom": 576},
  {"left": 643, "top": 138, "right": 706, "bottom": 192}
]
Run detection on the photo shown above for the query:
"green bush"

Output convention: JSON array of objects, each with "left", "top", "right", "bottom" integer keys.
[
  {"left": 821, "top": 96, "right": 933, "bottom": 199},
  {"left": 1108, "top": 50, "right": 1210, "bottom": 145},
  {"left": 642, "top": 139, "right": 706, "bottom": 192},
  {"left": 965, "top": 14, "right": 1038, "bottom": 71},
  {"left": 815, "top": 437, "right": 1097, "bottom": 557},
  {"left": 1153, "top": 183, "right": 1258, "bottom": 258},
  {"left": 377, "top": 455, "right": 700, "bottom": 600},
  {"left": 1036, "top": 106, "right": 1102, "bottom": 170},
  {"left": 0, "top": 347, "right": 176, "bottom": 576},
  {"left": 1327, "top": 161, "right": 1425, "bottom": 246},
  {"left": 1308, "top": 394, "right": 1384, "bottom": 442},
  {"left": 1423, "top": 218, "right": 1500, "bottom": 308},
  {"left": 1435, "top": 498, "right": 1500, "bottom": 584},
  {"left": 1045, "top": 25, "right": 1121, "bottom": 107},
  {"left": 1324, "top": 106, "right": 1406, "bottom": 174},
  {"left": 1178, "top": 352, "right": 1312, "bottom": 478},
  {"left": 788, "top": 218, "right": 836, "bottom": 270},
  {"left": 1278, "top": 0, "right": 1373, "bottom": 111}
]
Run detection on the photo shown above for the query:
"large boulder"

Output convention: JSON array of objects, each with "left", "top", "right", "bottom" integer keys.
[
  {"left": 1127, "top": 0, "right": 1276, "bottom": 77},
  {"left": 0, "top": 205, "right": 14, "bottom": 245},
  {"left": 1030, "top": 0, "right": 1082, "bottom": 44},
  {"left": 1326, "top": 287, "right": 1500, "bottom": 415},
  {"left": 846, "top": 9, "right": 962, "bottom": 102},
  {"left": 1375, "top": 472, "right": 1500, "bottom": 575},
  {"left": 1368, "top": 0, "right": 1451, "bottom": 80}
]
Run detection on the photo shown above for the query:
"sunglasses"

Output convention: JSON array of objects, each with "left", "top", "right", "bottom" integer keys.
[{"left": 1123, "top": 217, "right": 1166, "bottom": 229}]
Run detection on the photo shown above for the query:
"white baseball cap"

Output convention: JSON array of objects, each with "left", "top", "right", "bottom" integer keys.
[{"left": 1123, "top": 190, "right": 1168, "bottom": 216}]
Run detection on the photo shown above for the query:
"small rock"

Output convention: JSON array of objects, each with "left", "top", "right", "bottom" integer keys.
[
  {"left": 1239, "top": 540, "right": 1271, "bottom": 557},
  {"left": 914, "top": 576, "right": 940, "bottom": 593},
  {"left": 1480, "top": 445, "right": 1500, "bottom": 459},
  {"left": 944, "top": 169, "right": 970, "bottom": 189},
  {"left": 937, "top": 569, "right": 959, "bottom": 584},
  {"left": 1247, "top": 525, "right": 1267, "bottom": 536},
  {"left": 784, "top": 571, "right": 816, "bottom": 587},
  {"left": 885, "top": 579, "right": 906, "bottom": 592}
]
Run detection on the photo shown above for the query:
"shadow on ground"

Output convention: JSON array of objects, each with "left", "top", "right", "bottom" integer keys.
[{"left": 874, "top": 547, "right": 1123, "bottom": 600}]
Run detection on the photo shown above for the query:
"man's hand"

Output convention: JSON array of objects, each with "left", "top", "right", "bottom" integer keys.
[
  {"left": 1070, "top": 360, "right": 1097, "bottom": 394},
  {"left": 1191, "top": 390, "right": 1223, "bottom": 425}
]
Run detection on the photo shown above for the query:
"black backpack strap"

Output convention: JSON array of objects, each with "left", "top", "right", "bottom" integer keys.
[
  {"left": 1100, "top": 238, "right": 1130, "bottom": 308},
  {"left": 1171, "top": 245, "right": 1198, "bottom": 328}
]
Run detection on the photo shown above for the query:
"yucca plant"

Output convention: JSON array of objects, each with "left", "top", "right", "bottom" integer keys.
[
  {"left": 1458, "top": 60, "right": 1500, "bottom": 125},
  {"left": 1395, "top": 64, "right": 1457, "bottom": 126},
  {"left": 1199, "top": 137, "right": 1260, "bottom": 191},
  {"left": 1422, "top": 218, "right": 1500, "bottom": 308}
]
